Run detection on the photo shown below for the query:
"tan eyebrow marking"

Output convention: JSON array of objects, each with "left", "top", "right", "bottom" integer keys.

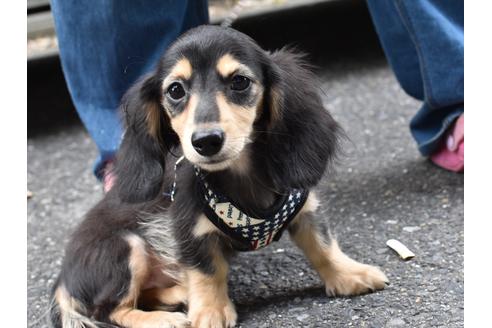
[
  {"left": 216, "top": 53, "right": 254, "bottom": 78},
  {"left": 163, "top": 58, "right": 193, "bottom": 88}
]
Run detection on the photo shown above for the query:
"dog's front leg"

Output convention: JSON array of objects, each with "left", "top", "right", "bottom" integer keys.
[
  {"left": 185, "top": 216, "right": 237, "bottom": 328},
  {"left": 288, "top": 193, "right": 389, "bottom": 296}
]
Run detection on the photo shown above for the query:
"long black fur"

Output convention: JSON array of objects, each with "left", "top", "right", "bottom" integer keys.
[
  {"left": 50, "top": 25, "right": 340, "bottom": 327},
  {"left": 115, "top": 74, "right": 179, "bottom": 203}
]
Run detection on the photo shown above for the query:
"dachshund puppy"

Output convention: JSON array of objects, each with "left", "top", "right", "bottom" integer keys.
[{"left": 50, "top": 25, "right": 388, "bottom": 328}]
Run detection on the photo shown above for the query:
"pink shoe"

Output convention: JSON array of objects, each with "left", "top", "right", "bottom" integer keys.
[
  {"left": 430, "top": 114, "right": 464, "bottom": 172},
  {"left": 103, "top": 161, "right": 116, "bottom": 193}
]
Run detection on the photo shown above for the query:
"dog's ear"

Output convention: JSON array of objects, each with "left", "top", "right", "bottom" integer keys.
[
  {"left": 260, "top": 49, "right": 341, "bottom": 190},
  {"left": 114, "top": 73, "right": 178, "bottom": 203}
]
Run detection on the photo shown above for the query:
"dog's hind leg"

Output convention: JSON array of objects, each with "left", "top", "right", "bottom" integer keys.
[
  {"left": 288, "top": 193, "right": 389, "bottom": 296},
  {"left": 109, "top": 234, "right": 190, "bottom": 328},
  {"left": 140, "top": 284, "right": 188, "bottom": 307},
  {"left": 110, "top": 306, "right": 190, "bottom": 328}
]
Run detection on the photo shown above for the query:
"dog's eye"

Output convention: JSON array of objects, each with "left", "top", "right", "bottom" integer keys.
[
  {"left": 167, "top": 82, "right": 186, "bottom": 100},
  {"left": 230, "top": 75, "right": 251, "bottom": 91}
]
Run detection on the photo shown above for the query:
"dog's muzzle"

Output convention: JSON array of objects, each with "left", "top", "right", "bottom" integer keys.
[{"left": 191, "top": 129, "right": 224, "bottom": 156}]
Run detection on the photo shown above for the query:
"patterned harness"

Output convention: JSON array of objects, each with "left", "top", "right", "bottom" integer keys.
[{"left": 194, "top": 167, "right": 309, "bottom": 251}]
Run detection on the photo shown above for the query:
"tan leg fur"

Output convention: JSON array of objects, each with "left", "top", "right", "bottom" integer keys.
[
  {"left": 186, "top": 251, "right": 237, "bottom": 328},
  {"left": 109, "top": 234, "right": 190, "bottom": 328},
  {"left": 289, "top": 193, "right": 389, "bottom": 296}
]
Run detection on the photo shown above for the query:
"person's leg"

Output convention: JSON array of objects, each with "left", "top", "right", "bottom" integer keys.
[
  {"left": 51, "top": 0, "right": 209, "bottom": 180},
  {"left": 366, "top": 0, "right": 463, "bottom": 169}
]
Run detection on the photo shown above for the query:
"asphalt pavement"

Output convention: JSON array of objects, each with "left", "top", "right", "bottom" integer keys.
[{"left": 27, "top": 2, "right": 463, "bottom": 327}]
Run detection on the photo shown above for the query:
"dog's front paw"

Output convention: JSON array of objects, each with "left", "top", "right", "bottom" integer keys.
[
  {"left": 324, "top": 262, "right": 389, "bottom": 296},
  {"left": 189, "top": 300, "right": 237, "bottom": 328}
]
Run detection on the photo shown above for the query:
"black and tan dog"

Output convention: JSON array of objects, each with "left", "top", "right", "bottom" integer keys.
[{"left": 50, "top": 25, "right": 388, "bottom": 328}]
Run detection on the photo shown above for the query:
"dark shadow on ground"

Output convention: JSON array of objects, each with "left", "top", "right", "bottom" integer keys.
[{"left": 28, "top": 56, "right": 80, "bottom": 138}]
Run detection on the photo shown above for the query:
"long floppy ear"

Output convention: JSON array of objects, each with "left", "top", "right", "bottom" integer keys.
[
  {"left": 114, "top": 74, "right": 178, "bottom": 203},
  {"left": 261, "top": 48, "right": 341, "bottom": 190}
]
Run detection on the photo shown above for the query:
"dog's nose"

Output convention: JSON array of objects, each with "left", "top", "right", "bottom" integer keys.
[{"left": 191, "top": 129, "right": 224, "bottom": 156}]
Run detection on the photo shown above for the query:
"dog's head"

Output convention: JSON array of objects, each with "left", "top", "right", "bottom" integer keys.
[{"left": 115, "top": 25, "right": 340, "bottom": 203}]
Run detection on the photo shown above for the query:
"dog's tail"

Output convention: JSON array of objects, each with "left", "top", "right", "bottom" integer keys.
[{"left": 49, "top": 283, "right": 100, "bottom": 328}]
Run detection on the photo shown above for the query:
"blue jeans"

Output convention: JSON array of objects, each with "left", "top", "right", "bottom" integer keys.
[
  {"left": 53, "top": 0, "right": 462, "bottom": 180},
  {"left": 367, "top": 0, "right": 464, "bottom": 156},
  {"left": 51, "top": 0, "right": 209, "bottom": 179}
]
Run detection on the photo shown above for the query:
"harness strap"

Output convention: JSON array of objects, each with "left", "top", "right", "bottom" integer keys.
[{"left": 195, "top": 167, "right": 309, "bottom": 251}]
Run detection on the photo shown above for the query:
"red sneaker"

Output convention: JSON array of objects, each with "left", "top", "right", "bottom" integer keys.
[{"left": 430, "top": 114, "right": 464, "bottom": 172}]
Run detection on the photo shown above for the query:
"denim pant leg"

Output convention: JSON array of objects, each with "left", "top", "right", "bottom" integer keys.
[
  {"left": 50, "top": 0, "right": 209, "bottom": 178},
  {"left": 366, "top": 0, "right": 464, "bottom": 156}
]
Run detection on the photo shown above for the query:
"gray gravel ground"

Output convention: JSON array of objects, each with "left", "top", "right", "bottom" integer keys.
[{"left": 27, "top": 56, "right": 463, "bottom": 327}]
